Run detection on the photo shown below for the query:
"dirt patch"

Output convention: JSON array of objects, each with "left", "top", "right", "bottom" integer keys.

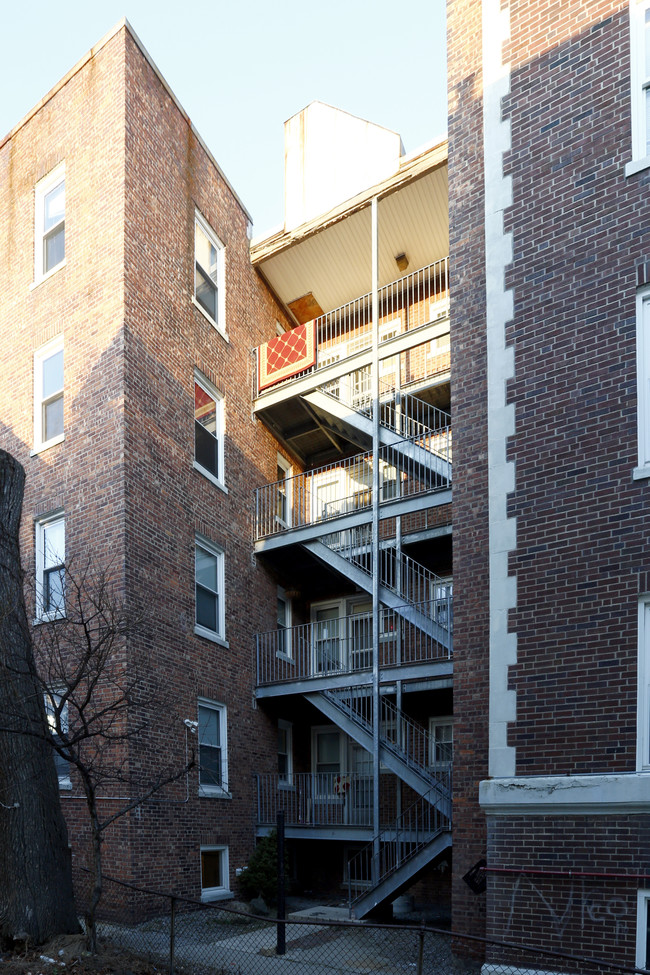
[{"left": 0, "top": 934, "right": 163, "bottom": 975}]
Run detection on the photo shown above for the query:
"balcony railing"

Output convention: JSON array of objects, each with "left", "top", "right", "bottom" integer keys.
[
  {"left": 254, "top": 258, "right": 449, "bottom": 397},
  {"left": 254, "top": 430, "right": 451, "bottom": 541},
  {"left": 256, "top": 599, "right": 452, "bottom": 688},
  {"left": 256, "top": 772, "right": 375, "bottom": 828},
  {"left": 255, "top": 771, "right": 449, "bottom": 831}
]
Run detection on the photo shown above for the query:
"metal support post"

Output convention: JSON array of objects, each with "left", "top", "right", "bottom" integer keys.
[
  {"left": 276, "top": 809, "right": 286, "bottom": 955},
  {"left": 371, "top": 196, "right": 381, "bottom": 886}
]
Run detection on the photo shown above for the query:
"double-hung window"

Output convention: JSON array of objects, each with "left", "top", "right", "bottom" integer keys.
[
  {"left": 35, "top": 164, "right": 65, "bottom": 281},
  {"left": 198, "top": 699, "right": 228, "bottom": 795},
  {"left": 36, "top": 513, "right": 65, "bottom": 620},
  {"left": 278, "top": 719, "right": 293, "bottom": 785},
  {"left": 44, "top": 690, "right": 71, "bottom": 787},
  {"left": 34, "top": 336, "right": 64, "bottom": 451},
  {"left": 194, "top": 211, "right": 225, "bottom": 334},
  {"left": 195, "top": 537, "right": 225, "bottom": 642},
  {"left": 194, "top": 371, "right": 225, "bottom": 489},
  {"left": 277, "top": 587, "right": 292, "bottom": 658}
]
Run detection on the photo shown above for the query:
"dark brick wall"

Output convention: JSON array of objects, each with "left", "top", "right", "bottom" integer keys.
[
  {"left": 488, "top": 815, "right": 650, "bottom": 966},
  {"left": 447, "top": 0, "right": 490, "bottom": 945},
  {"left": 504, "top": 0, "right": 642, "bottom": 777}
]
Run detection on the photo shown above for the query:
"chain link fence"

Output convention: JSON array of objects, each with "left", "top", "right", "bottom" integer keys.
[{"left": 70, "top": 871, "right": 646, "bottom": 975}]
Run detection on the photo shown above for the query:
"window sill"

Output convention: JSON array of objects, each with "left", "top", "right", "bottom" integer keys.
[
  {"left": 275, "top": 652, "right": 294, "bottom": 663},
  {"left": 30, "top": 260, "right": 66, "bottom": 291},
  {"left": 33, "top": 612, "right": 66, "bottom": 625},
  {"left": 199, "top": 786, "right": 232, "bottom": 799},
  {"left": 31, "top": 434, "right": 65, "bottom": 457},
  {"left": 192, "top": 296, "right": 229, "bottom": 342},
  {"left": 193, "top": 461, "right": 228, "bottom": 494},
  {"left": 194, "top": 625, "right": 229, "bottom": 648},
  {"left": 278, "top": 782, "right": 296, "bottom": 791},
  {"left": 633, "top": 466, "right": 650, "bottom": 481},
  {"left": 201, "top": 889, "right": 233, "bottom": 903},
  {"left": 625, "top": 156, "right": 650, "bottom": 178}
]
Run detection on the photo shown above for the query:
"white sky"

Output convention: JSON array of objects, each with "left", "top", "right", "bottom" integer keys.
[{"left": 0, "top": 0, "right": 447, "bottom": 235}]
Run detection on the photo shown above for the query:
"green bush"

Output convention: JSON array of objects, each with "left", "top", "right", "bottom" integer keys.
[{"left": 239, "top": 831, "right": 289, "bottom": 905}]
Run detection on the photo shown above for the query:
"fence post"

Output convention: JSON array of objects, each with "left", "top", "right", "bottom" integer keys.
[
  {"left": 416, "top": 920, "right": 425, "bottom": 975},
  {"left": 276, "top": 809, "right": 286, "bottom": 956},
  {"left": 169, "top": 896, "right": 176, "bottom": 975}
]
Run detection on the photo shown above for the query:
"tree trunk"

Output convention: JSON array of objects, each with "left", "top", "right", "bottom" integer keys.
[{"left": 0, "top": 450, "right": 78, "bottom": 944}]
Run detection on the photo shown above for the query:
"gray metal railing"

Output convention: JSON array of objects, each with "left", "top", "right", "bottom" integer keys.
[
  {"left": 323, "top": 688, "right": 448, "bottom": 788},
  {"left": 320, "top": 530, "right": 453, "bottom": 612},
  {"left": 256, "top": 599, "right": 452, "bottom": 687},
  {"left": 254, "top": 258, "right": 450, "bottom": 397},
  {"left": 255, "top": 772, "right": 376, "bottom": 828},
  {"left": 347, "top": 784, "right": 452, "bottom": 909},
  {"left": 254, "top": 432, "right": 451, "bottom": 540}
]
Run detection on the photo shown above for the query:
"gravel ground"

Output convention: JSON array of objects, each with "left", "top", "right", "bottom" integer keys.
[{"left": 94, "top": 904, "right": 482, "bottom": 975}]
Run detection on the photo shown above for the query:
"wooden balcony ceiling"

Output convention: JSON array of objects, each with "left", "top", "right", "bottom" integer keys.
[{"left": 251, "top": 150, "right": 448, "bottom": 325}]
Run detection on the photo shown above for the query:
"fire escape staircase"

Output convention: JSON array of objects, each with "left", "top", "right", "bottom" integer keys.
[
  {"left": 256, "top": 374, "right": 453, "bottom": 913},
  {"left": 301, "top": 380, "right": 452, "bottom": 486},
  {"left": 305, "top": 689, "right": 451, "bottom": 816},
  {"left": 303, "top": 532, "right": 451, "bottom": 650},
  {"left": 346, "top": 786, "right": 452, "bottom": 919}
]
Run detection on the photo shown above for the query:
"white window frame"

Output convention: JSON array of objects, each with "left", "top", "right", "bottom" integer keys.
[
  {"left": 193, "top": 369, "right": 226, "bottom": 492},
  {"left": 194, "top": 536, "right": 227, "bottom": 645},
  {"left": 200, "top": 845, "right": 230, "bottom": 902},
  {"left": 637, "top": 888, "right": 650, "bottom": 968},
  {"left": 33, "top": 335, "right": 64, "bottom": 453},
  {"left": 638, "top": 597, "right": 650, "bottom": 771},
  {"left": 636, "top": 288, "right": 650, "bottom": 477},
  {"left": 35, "top": 512, "right": 65, "bottom": 621},
  {"left": 44, "top": 689, "right": 71, "bottom": 789},
  {"left": 278, "top": 719, "right": 293, "bottom": 787},
  {"left": 276, "top": 454, "right": 292, "bottom": 529},
  {"left": 631, "top": 0, "right": 650, "bottom": 166},
  {"left": 276, "top": 586, "right": 292, "bottom": 660},
  {"left": 428, "top": 715, "right": 454, "bottom": 770},
  {"left": 193, "top": 210, "right": 226, "bottom": 338},
  {"left": 198, "top": 699, "right": 229, "bottom": 797},
  {"left": 34, "top": 163, "right": 65, "bottom": 283}
]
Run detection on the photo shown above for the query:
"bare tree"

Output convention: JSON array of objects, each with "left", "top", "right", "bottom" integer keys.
[
  {"left": 0, "top": 451, "right": 195, "bottom": 951},
  {"left": 0, "top": 450, "right": 79, "bottom": 945},
  {"left": 28, "top": 559, "right": 196, "bottom": 951}
]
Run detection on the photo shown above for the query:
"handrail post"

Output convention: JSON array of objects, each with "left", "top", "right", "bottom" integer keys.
[
  {"left": 276, "top": 810, "right": 286, "bottom": 956},
  {"left": 169, "top": 895, "right": 176, "bottom": 975}
]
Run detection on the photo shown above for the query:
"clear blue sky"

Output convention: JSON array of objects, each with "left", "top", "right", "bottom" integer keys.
[{"left": 0, "top": 1, "right": 447, "bottom": 235}]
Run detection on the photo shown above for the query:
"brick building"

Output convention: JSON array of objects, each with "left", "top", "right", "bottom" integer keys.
[
  {"left": 1, "top": 21, "right": 455, "bottom": 915},
  {"left": 448, "top": 0, "right": 650, "bottom": 967}
]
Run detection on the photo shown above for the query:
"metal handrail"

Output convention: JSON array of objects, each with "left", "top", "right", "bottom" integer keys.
[
  {"left": 255, "top": 771, "right": 376, "bottom": 828},
  {"left": 347, "top": 782, "right": 452, "bottom": 909},
  {"left": 254, "top": 258, "right": 450, "bottom": 397},
  {"left": 253, "top": 427, "right": 451, "bottom": 541},
  {"left": 256, "top": 598, "right": 452, "bottom": 687},
  {"left": 322, "top": 688, "right": 449, "bottom": 791},
  {"left": 320, "top": 530, "right": 453, "bottom": 610}
]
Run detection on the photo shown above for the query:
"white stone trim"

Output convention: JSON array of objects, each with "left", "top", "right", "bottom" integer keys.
[
  {"left": 479, "top": 772, "right": 650, "bottom": 815},
  {"left": 483, "top": 0, "right": 517, "bottom": 778}
]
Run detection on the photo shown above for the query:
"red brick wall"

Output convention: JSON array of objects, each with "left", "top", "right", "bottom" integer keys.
[
  {"left": 120, "top": 29, "right": 292, "bottom": 897},
  {"left": 447, "top": 0, "right": 490, "bottom": 945},
  {"left": 505, "top": 1, "right": 638, "bottom": 776},
  {"left": 0, "top": 23, "right": 293, "bottom": 906},
  {"left": 487, "top": 815, "right": 650, "bottom": 966}
]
